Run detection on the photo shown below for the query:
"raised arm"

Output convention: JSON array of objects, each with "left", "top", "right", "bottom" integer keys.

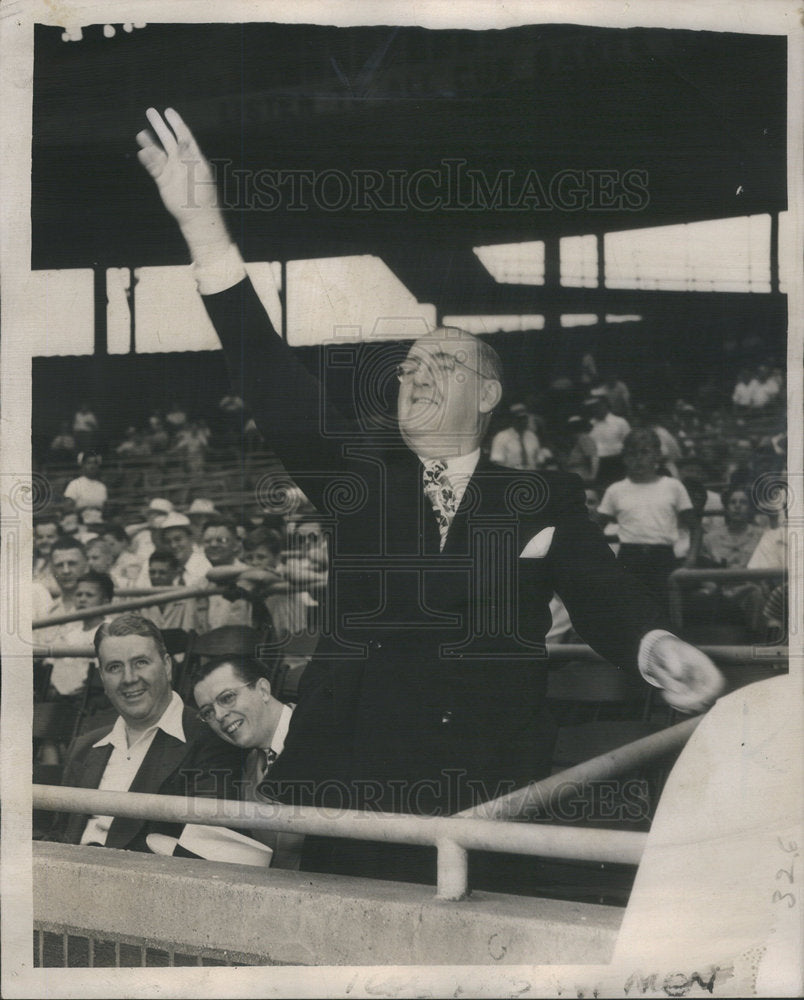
[
  {"left": 136, "top": 107, "right": 231, "bottom": 267},
  {"left": 136, "top": 109, "right": 351, "bottom": 507}
]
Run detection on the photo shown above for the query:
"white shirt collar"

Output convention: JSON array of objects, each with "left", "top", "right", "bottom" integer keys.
[
  {"left": 93, "top": 690, "right": 186, "bottom": 749},
  {"left": 266, "top": 703, "right": 293, "bottom": 757},
  {"left": 418, "top": 448, "right": 481, "bottom": 480}
]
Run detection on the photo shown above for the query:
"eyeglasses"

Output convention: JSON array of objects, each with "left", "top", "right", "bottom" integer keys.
[
  {"left": 197, "top": 682, "right": 255, "bottom": 724},
  {"left": 395, "top": 352, "right": 487, "bottom": 383}
]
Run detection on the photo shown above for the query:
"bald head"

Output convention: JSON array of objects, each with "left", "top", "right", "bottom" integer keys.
[{"left": 396, "top": 328, "right": 503, "bottom": 459}]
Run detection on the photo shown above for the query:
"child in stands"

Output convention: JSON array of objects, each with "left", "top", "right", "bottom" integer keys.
[{"left": 598, "top": 429, "right": 695, "bottom": 609}]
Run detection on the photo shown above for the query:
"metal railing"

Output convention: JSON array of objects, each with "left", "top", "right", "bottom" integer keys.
[
  {"left": 32, "top": 640, "right": 790, "bottom": 664},
  {"left": 34, "top": 783, "right": 649, "bottom": 902},
  {"left": 668, "top": 566, "right": 786, "bottom": 632},
  {"left": 32, "top": 585, "right": 229, "bottom": 631},
  {"left": 32, "top": 711, "right": 709, "bottom": 901}
]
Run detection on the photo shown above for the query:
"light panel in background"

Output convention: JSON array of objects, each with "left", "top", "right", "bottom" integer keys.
[
  {"left": 560, "top": 234, "right": 598, "bottom": 287},
  {"left": 27, "top": 211, "right": 785, "bottom": 358},
  {"left": 25, "top": 269, "right": 94, "bottom": 357},
  {"left": 560, "top": 314, "right": 598, "bottom": 328},
  {"left": 605, "top": 215, "right": 772, "bottom": 292},
  {"left": 473, "top": 240, "right": 545, "bottom": 284},
  {"left": 442, "top": 315, "right": 545, "bottom": 334},
  {"left": 108, "top": 263, "right": 282, "bottom": 355},
  {"left": 286, "top": 255, "right": 436, "bottom": 346}
]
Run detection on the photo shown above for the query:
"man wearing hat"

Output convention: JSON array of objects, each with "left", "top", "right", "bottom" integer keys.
[
  {"left": 130, "top": 497, "right": 174, "bottom": 562},
  {"left": 51, "top": 613, "right": 243, "bottom": 850},
  {"left": 159, "top": 511, "right": 211, "bottom": 588},
  {"left": 191, "top": 626, "right": 303, "bottom": 868},
  {"left": 187, "top": 497, "right": 218, "bottom": 544}
]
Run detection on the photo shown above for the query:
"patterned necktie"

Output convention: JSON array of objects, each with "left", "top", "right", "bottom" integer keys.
[
  {"left": 422, "top": 459, "right": 458, "bottom": 550},
  {"left": 255, "top": 747, "right": 278, "bottom": 784}
]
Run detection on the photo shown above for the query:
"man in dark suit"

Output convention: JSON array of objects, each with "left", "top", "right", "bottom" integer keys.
[
  {"left": 136, "top": 109, "right": 725, "bottom": 882},
  {"left": 191, "top": 642, "right": 303, "bottom": 869},
  {"left": 52, "top": 613, "right": 243, "bottom": 850}
]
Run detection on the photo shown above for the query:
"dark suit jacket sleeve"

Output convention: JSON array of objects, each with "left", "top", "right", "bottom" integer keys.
[
  {"left": 202, "top": 277, "right": 352, "bottom": 511},
  {"left": 164, "top": 715, "right": 245, "bottom": 802},
  {"left": 544, "top": 473, "right": 670, "bottom": 673},
  {"left": 46, "top": 728, "right": 109, "bottom": 843}
]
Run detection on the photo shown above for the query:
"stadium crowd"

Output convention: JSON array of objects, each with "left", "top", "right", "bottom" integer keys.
[
  {"left": 28, "top": 109, "right": 786, "bottom": 889},
  {"left": 33, "top": 352, "right": 787, "bottom": 777}
]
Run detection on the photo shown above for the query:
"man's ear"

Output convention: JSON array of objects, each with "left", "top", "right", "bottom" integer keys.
[
  {"left": 164, "top": 653, "right": 174, "bottom": 683},
  {"left": 479, "top": 378, "right": 503, "bottom": 414},
  {"left": 256, "top": 676, "right": 272, "bottom": 701}
]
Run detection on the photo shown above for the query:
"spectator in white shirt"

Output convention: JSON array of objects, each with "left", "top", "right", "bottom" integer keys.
[
  {"left": 732, "top": 368, "right": 754, "bottom": 409},
  {"left": 586, "top": 396, "right": 631, "bottom": 488},
  {"left": 490, "top": 402, "right": 550, "bottom": 470},
  {"left": 196, "top": 517, "right": 251, "bottom": 632},
  {"left": 33, "top": 514, "right": 62, "bottom": 597},
  {"left": 101, "top": 523, "right": 144, "bottom": 591},
  {"left": 598, "top": 429, "right": 694, "bottom": 609},
  {"left": 63, "top": 452, "right": 108, "bottom": 513},
  {"left": 158, "top": 512, "right": 211, "bottom": 587}
]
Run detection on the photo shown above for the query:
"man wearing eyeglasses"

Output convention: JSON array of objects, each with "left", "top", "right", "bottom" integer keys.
[
  {"left": 192, "top": 650, "right": 303, "bottom": 869},
  {"left": 136, "top": 109, "right": 725, "bottom": 887},
  {"left": 51, "top": 613, "right": 244, "bottom": 850}
]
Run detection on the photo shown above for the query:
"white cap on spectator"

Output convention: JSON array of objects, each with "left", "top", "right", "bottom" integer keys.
[
  {"left": 159, "top": 512, "right": 192, "bottom": 532},
  {"left": 147, "top": 498, "right": 174, "bottom": 515},
  {"left": 187, "top": 498, "right": 217, "bottom": 516}
]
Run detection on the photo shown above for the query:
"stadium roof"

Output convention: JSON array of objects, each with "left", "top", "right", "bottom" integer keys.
[{"left": 32, "top": 21, "right": 787, "bottom": 311}]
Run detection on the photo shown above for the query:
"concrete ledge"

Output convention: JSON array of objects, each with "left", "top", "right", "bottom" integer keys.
[{"left": 34, "top": 842, "right": 622, "bottom": 966}]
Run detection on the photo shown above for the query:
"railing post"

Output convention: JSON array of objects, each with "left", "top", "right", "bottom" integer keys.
[
  {"left": 668, "top": 570, "right": 684, "bottom": 633},
  {"left": 436, "top": 839, "right": 469, "bottom": 900}
]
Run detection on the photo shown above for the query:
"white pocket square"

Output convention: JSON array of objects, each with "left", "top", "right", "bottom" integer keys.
[{"left": 519, "top": 526, "right": 556, "bottom": 559}]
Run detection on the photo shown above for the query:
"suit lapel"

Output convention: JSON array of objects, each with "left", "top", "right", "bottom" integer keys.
[
  {"left": 442, "top": 454, "right": 504, "bottom": 555},
  {"left": 105, "top": 716, "right": 190, "bottom": 850},
  {"left": 63, "top": 742, "right": 113, "bottom": 843}
]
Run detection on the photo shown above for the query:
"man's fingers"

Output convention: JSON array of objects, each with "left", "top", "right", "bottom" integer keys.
[
  {"left": 135, "top": 128, "right": 158, "bottom": 150},
  {"left": 146, "top": 107, "right": 178, "bottom": 154},
  {"left": 164, "top": 107, "right": 194, "bottom": 146},
  {"left": 136, "top": 145, "right": 165, "bottom": 177}
]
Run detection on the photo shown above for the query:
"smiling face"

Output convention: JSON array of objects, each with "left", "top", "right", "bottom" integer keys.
[
  {"left": 397, "top": 331, "right": 502, "bottom": 459},
  {"left": 162, "top": 527, "right": 194, "bottom": 566},
  {"left": 97, "top": 633, "right": 173, "bottom": 732},
  {"left": 202, "top": 524, "right": 239, "bottom": 567},
  {"left": 34, "top": 522, "right": 60, "bottom": 558},
  {"left": 193, "top": 662, "right": 274, "bottom": 749}
]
